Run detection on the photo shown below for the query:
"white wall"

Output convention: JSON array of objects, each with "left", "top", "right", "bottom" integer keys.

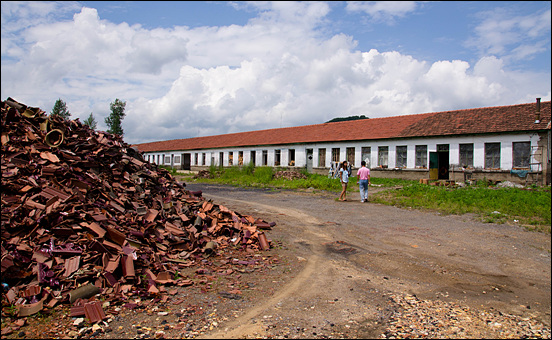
[{"left": 143, "top": 132, "right": 541, "bottom": 171}]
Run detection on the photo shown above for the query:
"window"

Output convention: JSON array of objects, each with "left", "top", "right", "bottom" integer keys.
[
  {"left": 331, "top": 148, "right": 340, "bottom": 162},
  {"left": 219, "top": 152, "right": 224, "bottom": 166},
  {"left": 275, "top": 149, "right": 281, "bottom": 166},
  {"left": 228, "top": 152, "right": 233, "bottom": 166},
  {"left": 194, "top": 153, "right": 198, "bottom": 165},
  {"left": 361, "top": 147, "right": 371, "bottom": 168},
  {"left": 378, "top": 146, "right": 388, "bottom": 167},
  {"left": 174, "top": 155, "right": 181, "bottom": 165},
  {"left": 415, "top": 145, "right": 427, "bottom": 168},
  {"left": 238, "top": 151, "right": 244, "bottom": 166},
  {"left": 164, "top": 156, "right": 171, "bottom": 164},
  {"left": 318, "top": 148, "right": 326, "bottom": 167},
  {"left": 485, "top": 143, "right": 501, "bottom": 169},
  {"left": 513, "top": 142, "right": 530, "bottom": 168},
  {"left": 250, "top": 151, "right": 256, "bottom": 165},
  {"left": 288, "top": 149, "right": 295, "bottom": 166},
  {"left": 262, "top": 150, "right": 268, "bottom": 166},
  {"left": 396, "top": 146, "right": 407, "bottom": 168},
  {"left": 202, "top": 153, "right": 206, "bottom": 165},
  {"left": 346, "top": 147, "right": 355, "bottom": 166},
  {"left": 459, "top": 144, "right": 473, "bottom": 168},
  {"left": 437, "top": 144, "right": 449, "bottom": 152}
]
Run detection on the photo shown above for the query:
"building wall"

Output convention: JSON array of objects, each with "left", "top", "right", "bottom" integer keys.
[{"left": 142, "top": 131, "right": 549, "bottom": 185}]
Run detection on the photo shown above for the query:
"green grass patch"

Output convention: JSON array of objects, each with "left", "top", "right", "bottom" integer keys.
[
  {"left": 371, "top": 182, "right": 551, "bottom": 233},
  {"left": 184, "top": 166, "right": 550, "bottom": 234}
]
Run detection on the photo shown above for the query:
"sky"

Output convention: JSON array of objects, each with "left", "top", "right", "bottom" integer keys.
[{"left": 1, "top": 1, "right": 551, "bottom": 145}]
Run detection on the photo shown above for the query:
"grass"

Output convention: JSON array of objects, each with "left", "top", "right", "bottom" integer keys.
[
  {"left": 179, "top": 166, "right": 551, "bottom": 234},
  {"left": 371, "top": 181, "right": 551, "bottom": 233}
]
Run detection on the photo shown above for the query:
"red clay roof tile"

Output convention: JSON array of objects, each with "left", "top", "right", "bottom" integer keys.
[{"left": 134, "top": 101, "right": 550, "bottom": 152}]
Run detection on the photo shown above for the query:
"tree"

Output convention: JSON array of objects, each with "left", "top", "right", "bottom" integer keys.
[
  {"left": 50, "top": 98, "right": 71, "bottom": 119},
  {"left": 83, "top": 112, "right": 97, "bottom": 130},
  {"left": 105, "top": 98, "right": 126, "bottom": 136},
  {"left": 325, "top": 115, "right": 368, "bottom": 123}
]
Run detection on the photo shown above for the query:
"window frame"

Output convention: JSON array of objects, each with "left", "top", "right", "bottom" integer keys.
[
  {"left": 378, "top": 146, "right": 389, "bottom": 168},
  {"left": 318, "top": 148, "right": 326, "bottom": 167},
  {"left": 415, "top": 145, "right": 427, "bottom": 169},
  {"left": 484, "top": 142, "right": 501, "bottom": 169},
  {"left": 396, "top": 145, "right": 407, "bottom": 168},
  {"left": 361, "top": 147, "right": 371, "bottom": 168},
  {"left": 512, "top": 142, "right": 531, "bottom": 169},
  {"left": 459, "top": 143, "right": 474, "bottom": 169}
]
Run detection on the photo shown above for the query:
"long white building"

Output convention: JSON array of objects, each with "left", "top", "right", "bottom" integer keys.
[{"left": 134, "top": 100, "right": 551, "bottom": 185}]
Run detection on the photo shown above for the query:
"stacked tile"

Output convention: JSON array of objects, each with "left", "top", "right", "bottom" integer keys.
[{"left": 1, "top": 98, "right": 274, "bottom": 319}]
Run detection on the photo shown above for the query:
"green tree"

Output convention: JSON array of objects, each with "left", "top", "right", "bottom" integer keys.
[
  {"left": 105, "top": 98, "right": 126, "bottom": 136},
  {"left": 50, "top": 98, "right": 71, "bottom": 119},
  {"left": 83, "top": 112, "right": 97, "bottom": 130},
  {"left": 325, "top": 115, "right": 368, "bottom": 123}
]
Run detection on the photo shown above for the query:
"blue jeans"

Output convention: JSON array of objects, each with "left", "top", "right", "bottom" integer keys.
[{"left": 359, "top": 179, "right": 368, "bottom": 201}]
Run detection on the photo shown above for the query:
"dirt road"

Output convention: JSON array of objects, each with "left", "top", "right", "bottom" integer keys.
[
  {"left": 14, "top": 183, "right": 548, "bottom": 339},
  {"left": 186, "top": 183, "right": 551, "bottom": 339}
]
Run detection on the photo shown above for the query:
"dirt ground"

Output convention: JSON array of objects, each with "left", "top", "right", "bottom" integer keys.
[{"left": 4, "top": 183, "right": 551, "bottom": 339}]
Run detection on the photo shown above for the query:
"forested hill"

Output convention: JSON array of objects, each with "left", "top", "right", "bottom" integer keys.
[{"left": 325, "top": 115, "right": 369, "bottom": 123}]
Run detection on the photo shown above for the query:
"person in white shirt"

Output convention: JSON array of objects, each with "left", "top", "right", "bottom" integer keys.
[{"left": 338, "top": 161, "right": 349, "bottom": 201}]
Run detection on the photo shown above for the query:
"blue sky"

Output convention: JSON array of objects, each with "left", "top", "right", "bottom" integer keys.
[{"left": 1, "top": 1, "right": 550, "bottom": 145}]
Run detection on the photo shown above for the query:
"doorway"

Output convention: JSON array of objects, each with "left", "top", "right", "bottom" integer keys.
[
  {"left": 306, "top": 149, "right": 313, "bottom": 173},
  {"left": 182, "top": 153, "right": 191, "bottom": 170}
]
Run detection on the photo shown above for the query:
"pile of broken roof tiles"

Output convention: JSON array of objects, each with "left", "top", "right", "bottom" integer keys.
[{"left": 1, "top": 98, "right": 274, "bottom": 322}]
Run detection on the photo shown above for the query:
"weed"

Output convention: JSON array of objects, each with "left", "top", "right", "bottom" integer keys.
[
  {"left": 187, "top": 166, "right": 550, "bottom": 234},
  {"left": 158, "top": 165, "right": 178, "bottom": 175}
]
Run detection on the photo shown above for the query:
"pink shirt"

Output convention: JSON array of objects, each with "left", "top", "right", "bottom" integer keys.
[{"left": 357, "top": 167, "right": 370, "bottom": 180}]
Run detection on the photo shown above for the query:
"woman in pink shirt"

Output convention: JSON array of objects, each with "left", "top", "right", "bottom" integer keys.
[{"left": 357, "top": 161, "right": 371, "bottom": 202}]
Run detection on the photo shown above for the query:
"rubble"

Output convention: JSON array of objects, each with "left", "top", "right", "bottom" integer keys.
[
  {"left": 273, "top": 170, "right": 307, "bottom": 180},
  {"left": 1, "top": 97, "right": 275, "bottom": 322},
  {"left": 193, "top": 170, "right": 212, "bottom": 179}
]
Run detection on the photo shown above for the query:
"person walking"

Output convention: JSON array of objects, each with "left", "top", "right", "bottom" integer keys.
[
  {"left": 357, "top": 160, "right": 371, "bottom": 202},
  {"left": 338, "top": 161, "right": 349, "bottom": 201}
]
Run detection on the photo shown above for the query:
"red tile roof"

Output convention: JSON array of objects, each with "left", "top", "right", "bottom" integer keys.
[{"left": 134, "top": 101, "right": 550, "bottom": 152}]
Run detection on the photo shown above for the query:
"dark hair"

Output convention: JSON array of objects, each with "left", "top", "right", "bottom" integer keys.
[{"left": 361, "top": 160, "right": 366, "bottom": 166}]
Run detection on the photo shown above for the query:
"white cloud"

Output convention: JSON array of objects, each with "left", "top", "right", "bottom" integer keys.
[
  {"left": 345, "top": 1, "right": 419, "bottom": 23},
  {"left": 1, "top": 1, "right": 550, "bottom": 145},
  {"left": 466, "top": 7, "right": 551, "bottom": 63}
]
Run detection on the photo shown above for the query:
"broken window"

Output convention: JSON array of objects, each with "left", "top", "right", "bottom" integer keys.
[
  {"left": 228, "top": 152, "right": 233, "bottom": 166},
  {"left": 288, "top": 149, "right": 295, "bottom": 166},
  {"left": 318, "top": 148, "right": 326, "bottom": 167},
  {"left": 346, "top": 147, "right": 355, "bottom": 166},
  {"left": 238, "top": 151, "right": 244, "bottom": 166},
  {"left": 361, "top": 147, "right": 371, "bottom": 168},
  {"left": 331, "top": 148, "right": 340, "bottom": 163},
  {"left": 378, "top": 146, "right": 388, "bottom": 167},
  {"left": 485, "top": 143, "right": 501, "bottom": 169},
  {"left": 459, "top": 143, "right": 473, "bottom": 168},
  {"left": 250, "top": 151, "right": 256, "bottom": 165},
  {"left": 262, "top": 150, "right": 268, "bottom": 166},
  {"left": 202, "top": 153, "right": 206, "bottom": 165},
  {"left": 512, "top": 142, "right": 530, "bottom": 169},
  {"left": 396, "top": 146, "right": 407, "bottom": 168},
  {"left": 415, "top": 145, "right": 427, "bottom": 168},
  {"left": 275, "top": 149, "right": 281, "bottom": 166}
]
